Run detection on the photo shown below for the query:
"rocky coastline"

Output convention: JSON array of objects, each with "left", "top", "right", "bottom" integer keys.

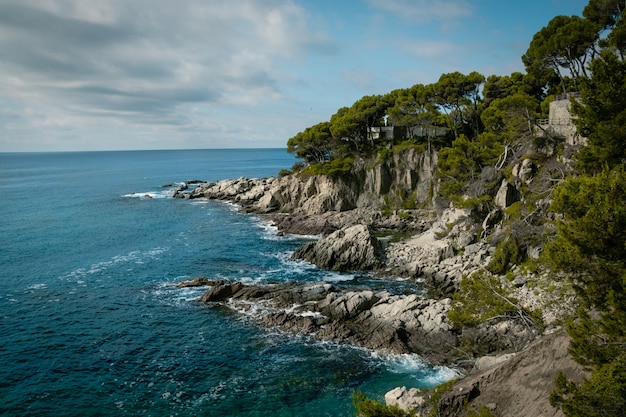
[{"left": 172, "top": 148, "right": 581, "bottom": 415}]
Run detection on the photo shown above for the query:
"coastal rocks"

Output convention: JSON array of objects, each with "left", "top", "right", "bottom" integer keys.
[
  {"left": 189, "top": 177, "right": 276, "bottom": 206},
  {"left": 198, "top": 281, "right": 244, "bottom": 302},
  {"left": 183, "top": 149, "right": 437, "bottom": 220},
  {"left": 176, "top": 277, "right": 223, "bottom": 288},
  {"left": 383, "top": 208, "right": 492, "bottom": 296},
  {"left": 193, "top": 279, "right": 457, "bottom": 358},
  {"left": 291, "top": 224, "right": 384, "bottom": 271},
  {"left": 319, "top": 290, "right": 380, "bottom": 320},
  {"left": 471, "top": 353, "right": 516, "bottom": 373}
]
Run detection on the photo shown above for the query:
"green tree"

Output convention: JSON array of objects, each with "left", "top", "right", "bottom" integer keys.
[
  {"left": 330, "top": 106, "right": 363, "bottom": 153},
  {"left": 547, "top": 167, "right": 626, "bottom": 416},
  {"left": 547, "top": 168, "right": 626, "bottom": 310},
  {"left": 432, "top": 71, "right": 485, "bottom": 139},
  {"left": 437, "top": 133, "right": 503, "bottom": 199},
  {"left": 523, "top": 15, "right": 599, "bottom": 93},
  {"left": 287, "top": 121, "right": 335, "bottom": 164},
  {"left": 351, "top": 94, "right": 394, "bottom": 147},
  {"left": 480, "top": 92, "right": 540, "bottom": 143},
  {"left": 329, "top": 94, "right": 394, "bottom": 153},
  {"left": 448, "top": 270, "right": 532, "bottom": 328},
  {"left": 583, "top": 0, "right": 626, "bottom": 56},
  {"left": 388, "top": 84, "right": 440, "bottom": 147},
  {"left": 572, "top": 50, "right": 626, "bottom": 172},
  {"left": 482, "top": 73, "right": 528, "bottom": 105}
]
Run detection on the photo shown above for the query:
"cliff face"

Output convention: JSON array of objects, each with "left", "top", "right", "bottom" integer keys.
[
  {"left": 353, "top": 148, "right": 437, "bottom": 209},
  {"left": 186, "top": 147, "right": 438, "bottom": 219}
]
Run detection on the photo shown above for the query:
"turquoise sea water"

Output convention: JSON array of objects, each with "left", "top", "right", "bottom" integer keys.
[{"left": 0, "top": 149, "right": 456, "bottom": 416}]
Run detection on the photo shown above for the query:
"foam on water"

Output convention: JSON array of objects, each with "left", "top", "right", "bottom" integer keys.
[
  {"left": 59, "top": 247, "right": 169, "bottom": 284},
  {"left": 321, "top": 271, "right": 357, "bottom": 282},
  {"left": 123, "top": 190, "right": 171, "bottom": 199}
]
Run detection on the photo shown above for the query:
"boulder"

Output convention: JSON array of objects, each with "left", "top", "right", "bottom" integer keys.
[
  {"left": 494, "top": 179, "right": 519, "bottom": 209},
  {"left": 291, "top": 224, "right": 384, "bottom": 271},
  {"left": 385, "top": 386, "right": 425, "bottom": 412}
]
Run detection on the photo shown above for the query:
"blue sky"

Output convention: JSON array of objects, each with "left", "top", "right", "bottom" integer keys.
[{"left": 0, "top": 0, "right": 589, "bottom": 152}]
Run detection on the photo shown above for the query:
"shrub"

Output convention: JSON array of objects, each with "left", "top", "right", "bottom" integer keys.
[
  {"left": 448, "top": 271, "right": 519, "bottom": 327},
  {"left": 486, "top": 233, "right": 522, "bottom": 275},
  {"left": 300, "top": 157, "right": 354, "bottom": 178},
  {"left": 352, "top": 391, "right": 414, "bottom": 417}
]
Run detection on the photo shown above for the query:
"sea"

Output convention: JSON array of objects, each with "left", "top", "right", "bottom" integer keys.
[{"left": 0, "top": 149, "right": 458, "bottom": 416}]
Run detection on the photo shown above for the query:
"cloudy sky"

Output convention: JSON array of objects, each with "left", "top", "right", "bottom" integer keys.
[{"left": 1, "top": 0, "right": 588, "bottom": 152}]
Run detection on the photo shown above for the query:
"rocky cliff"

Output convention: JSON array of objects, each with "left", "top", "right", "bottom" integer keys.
[
  {"left": 175, "top": 143, "right": 583, "bottom": 416},
  {"left": 184, "top": 147, "right": 436, "bottom": 218}
]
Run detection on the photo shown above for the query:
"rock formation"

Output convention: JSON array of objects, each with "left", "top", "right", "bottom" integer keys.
[
  {"left": 190, "top": 280, "right": 456, "bottom": 359},
  {"left": 172, "top": 144, "right": 581, "bottom": 416},
  {"left": 291, "top": 224, "right": 385, "bottom": 271}
]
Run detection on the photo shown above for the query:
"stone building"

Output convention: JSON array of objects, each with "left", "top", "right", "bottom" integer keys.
[{"left": 536, "top": 93, "right": 587, "bottom": 146}]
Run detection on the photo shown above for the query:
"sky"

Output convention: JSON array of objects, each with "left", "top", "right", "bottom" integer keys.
[{"left": 0, "top": 0, "right": 590, "bottom": 152}]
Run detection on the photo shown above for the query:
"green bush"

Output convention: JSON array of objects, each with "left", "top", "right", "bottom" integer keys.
[
  {"left": 486, "top": 233, "right": 522, "bottom": 275},
  {"left": 300, "top": 157, "right": 354, "bottom": 178},
  {"left": 424, "top": 379, "right": 458, "bottom": 417},
  {"left": 467, "top": 406, "right": 497, "bottom": 417},
  {"left": 352, "top": 391, "right": 414, "bottom": 417},
  {"left": 448, "top": 270, "right": 523, "bottom": 328}
]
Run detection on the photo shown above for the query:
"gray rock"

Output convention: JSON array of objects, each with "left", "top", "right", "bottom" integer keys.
[
  {"left": 177, "top": 277, "right": 223, "bottom": 288},
  {"left": 291, "top": 224, "right": 384, "bottom": 271},
  {"left": 320, "top": 290, "right": 380, "bottom": 320},
  {"left": 472, "top": 353, "right": 516, "bottom": 373},
  {"left": 512, "top": 159, "right": 535, "bottom": 184},
  {"left": 385, "top": 386, "right": 425, "bottom": 412},
  {"left": 198, "top": 282, "right": 244, "bottom": 302},
  {"left": 495, "top": 179, "right": 519, "bottom": 209}
]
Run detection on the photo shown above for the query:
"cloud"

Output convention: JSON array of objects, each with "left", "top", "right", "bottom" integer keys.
[
  {"left": 0, "top": 0, "right": 337, "bottom": 149},
  {"left": 400, "top": 39, "right": 461, "bottom": 59},
  {"left": 366, "top": 0, "right": 473, "bottom": 24}
]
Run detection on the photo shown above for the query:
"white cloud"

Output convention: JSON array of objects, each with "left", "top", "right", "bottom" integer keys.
[
  {"left": 366, "top": 0, "right": 473, "bottom": 23},
  {"left": 400, "top": 39, "right": 461, "bottom": 59},
  {"left": 0, "top": 0, "right": 337, "bottom": 150}
]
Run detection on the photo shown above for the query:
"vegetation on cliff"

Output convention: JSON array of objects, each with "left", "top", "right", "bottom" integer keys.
[{"left": 284, "top": 0, "right": 625, "bottom": 415}]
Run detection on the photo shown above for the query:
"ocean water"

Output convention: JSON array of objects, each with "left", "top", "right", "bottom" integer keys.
[{"left": 0, "top": 149, "right": 457, "bottom": 416}]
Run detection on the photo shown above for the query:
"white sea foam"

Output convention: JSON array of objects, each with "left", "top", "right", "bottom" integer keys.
[
  {"left": 423, "top": 365, "right": 464, "bottom": 385},
  {"left": 322, "top": 272, "right": 356, "bottom": 282},
  {"left": 27, "top": 283, "right": 47, "bottom": 290},
  {"left": 122, "top": 190, "right": 170, "bottom": 199},
  {"left": 372, "top": 352, "right": 462, "bottom": 384},
  {"left": 60, "top": 247, "right": 169, "bottom": 283}
]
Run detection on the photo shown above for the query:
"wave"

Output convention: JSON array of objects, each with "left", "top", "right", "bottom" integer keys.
[
  {"left": 59, "top": 247, "right": 169, "bottom": 283},
  {"left": 372, "top": 351, "right": 462, "bottom": 385},
  {"left": 122, "top": 190, "right": 171, "bottom": 199}
]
